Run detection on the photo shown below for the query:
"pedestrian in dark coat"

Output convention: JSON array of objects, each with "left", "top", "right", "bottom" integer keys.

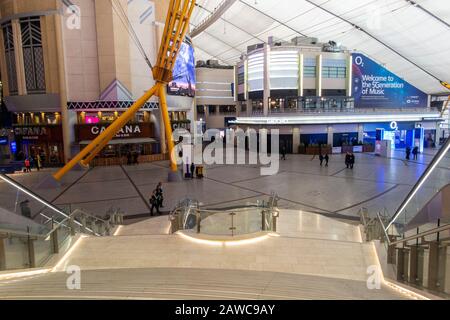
[{"left": 149, "top": 190, "right": 160, "bottom": 216}]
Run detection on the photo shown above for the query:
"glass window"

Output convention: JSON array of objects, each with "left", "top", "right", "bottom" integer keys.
[
  {"left": 304, "top": 66, "right": 316, "bottom": 78},
  {"left": 2, "top": 22, "right": 18, "bottom": 95},
  {"left": 20, "top": 17, "right": 46, "bottom": 94},
  {"left": 322, "top": 66, "right": 346, "bottom": 78}
]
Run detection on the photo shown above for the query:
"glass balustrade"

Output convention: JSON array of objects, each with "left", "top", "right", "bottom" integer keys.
[{"left": 0, "top": 173, "right": 123, "bottom": 271}]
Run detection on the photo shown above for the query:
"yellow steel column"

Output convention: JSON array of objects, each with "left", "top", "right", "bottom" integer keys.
[{"left": 158, "top": 84, "right": 177, "bottom": 172}]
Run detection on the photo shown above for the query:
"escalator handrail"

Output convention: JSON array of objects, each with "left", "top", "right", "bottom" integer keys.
[{"left": 0, "top": 173, "right": 72, "bottom": 222}]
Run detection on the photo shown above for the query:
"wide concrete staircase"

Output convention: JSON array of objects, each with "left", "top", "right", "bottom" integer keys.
[{"left": 0, "top": 212, "right": 409, "bottom": 299}]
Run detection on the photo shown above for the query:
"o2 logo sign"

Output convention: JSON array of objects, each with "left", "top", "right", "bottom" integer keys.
[
  {"left": 390, "top": 121, "right": 399, "bottom": 130},
  {"left": 354, "top": 55, "right": 364, "bottom": 67}
]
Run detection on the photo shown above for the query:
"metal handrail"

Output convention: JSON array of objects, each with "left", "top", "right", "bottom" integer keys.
[{"left": 389, "top": 224, "right": 450, "bottom": 246}]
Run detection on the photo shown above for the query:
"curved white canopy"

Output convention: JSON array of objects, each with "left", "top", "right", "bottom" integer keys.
[{"left": 190, "top": 0, "right": 450, "bottom": 94}]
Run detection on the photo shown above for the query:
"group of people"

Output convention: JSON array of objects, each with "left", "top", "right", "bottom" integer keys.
[
  {"left": 317, "top": 152, "right": 355, "bottom": 169},
  {"left": 345, "top": 152, "right": 356, "bottom": 169},
  {"left": 405, "top": 146, "right": 419, "bottom": 161},
  {"left": 126, "top": 151, "right": 139, "bottom": 165},
  {"left": 149, "top": 182, "right": 164, "bottom": 216}
]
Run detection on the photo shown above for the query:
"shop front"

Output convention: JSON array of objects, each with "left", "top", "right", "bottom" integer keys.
[
  {"left": 0, "top": 128, "right": 14, "bottom": 164},
  {"left": 75, "top": 122, "right": 163, "bottom": 166},
  {"left": 363, "top": 122, "right": 417, "bottom": 150},
  {"left": 12, "top": 125, "right": 64, "bottom": 166}
]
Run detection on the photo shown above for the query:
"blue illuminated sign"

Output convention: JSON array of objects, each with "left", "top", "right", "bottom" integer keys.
[
  {"left": 352, "top": 53, "right": 428, "bottom": 108},
  {"left": 0, "top": 136, "right": 8, "bottom": 145},
  {"left": 10, "top": 141, "right": 17, "bottom": 153}
]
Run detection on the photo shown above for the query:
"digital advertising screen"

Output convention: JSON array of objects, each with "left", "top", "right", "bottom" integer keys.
[
  {"left": 168, "top": 39, "right": 196, "bottom": 97},
  {"left": 352, "top": 53, "right": 428, "bottom": 108}
]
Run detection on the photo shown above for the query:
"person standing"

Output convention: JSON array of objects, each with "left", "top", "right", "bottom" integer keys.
[
  {"left": 190, "top": 162, "right": 195, "bottom": 179},
  {"left": 156, "top": 182, "right": 164, "bottom": 208},
  {"left": 36, "top": 154, "right": 42, "bottom": 171},
  {"left": 345, "top": 152, "right": 350, "bottom": 169},
  {"left": 281, "top": 145, "right": 286, "bottom": 160},
  {"left": 412, "top": 146, "right": 419, "bottom": 160},
  {"left": 319, "top": 154, "right": 324, "bottom": 166},
  {"left": 127, "top": 151, "right": 132, "bottom": 165},
  {"left": 324, "top": 154, "right": 329, "bottom": 167},
  {"left": 405, "top": 147, "right": 411, "bottom": 160}
]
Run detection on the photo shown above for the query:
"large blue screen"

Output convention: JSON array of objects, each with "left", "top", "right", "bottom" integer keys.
[
  {"left": 168, "top": 40, "right": 196, "bottom": 97},
  {"left": 352, "top": 53, "right": 428, "bottom": 108}
]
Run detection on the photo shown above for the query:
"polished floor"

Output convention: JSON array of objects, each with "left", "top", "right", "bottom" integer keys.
[{"left": 0, "top": 148, "right": 445, "bottom": 221}]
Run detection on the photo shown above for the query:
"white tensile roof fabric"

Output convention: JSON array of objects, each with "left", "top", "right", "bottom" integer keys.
[{"left": 190, "top": 0, "right": 450, "bottom": 94}]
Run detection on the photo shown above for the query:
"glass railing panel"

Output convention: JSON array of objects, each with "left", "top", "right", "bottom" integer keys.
[
  {"left": 57, "top": 225, "right": 72, "bottom": 248},
  {"left": 34, "top": 236, "right": 53, "bottom": 267},
  {"left": 4, "top": 237, "right": 30, "bottom": 270}
]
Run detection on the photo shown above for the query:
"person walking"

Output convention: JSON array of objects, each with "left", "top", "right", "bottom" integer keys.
[
  {"left": 405, "top": 147, "right": 411, "bottom": 160},
  {"left": 324, "top": 154, "right": 329, "bottom": 167},
  {"left": 24, "top": 158, "right": 31, "bottom": 172},
  {"left": 156, "top": 182, "right": 164, "bottom": 208},
  {"left": 149, "top": 190, "right": 160, "bottom": 216},
  {"left": 319, "top": 154, "right": 324, "bottom": 166},
  {"left": 349, "top": 153, "right": 355, "bottom": 169},
  {"left": 412, "top": 146, "right": 419, "bottom": 160}
]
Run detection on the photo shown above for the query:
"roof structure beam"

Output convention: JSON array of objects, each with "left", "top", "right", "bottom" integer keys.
[{"left": 191, "top": 0, "right": 238, "bottom": 38}]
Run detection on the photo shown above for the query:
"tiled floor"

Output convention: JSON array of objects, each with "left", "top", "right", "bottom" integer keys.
[{"left": 1, "top": 149, "right": 447, "bottom": 221}]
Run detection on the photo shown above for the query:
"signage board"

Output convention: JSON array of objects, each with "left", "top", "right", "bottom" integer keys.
[
  {"left": 76, "top": 123, "right": 154, "bottom": 141},
  {"left": 352, "top": 53, "right": 428, "bottom": 108}
]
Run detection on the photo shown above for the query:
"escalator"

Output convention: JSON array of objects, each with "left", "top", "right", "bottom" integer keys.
[
  {"left": 386, "top": 137, "right": 450, "bottom": 233},
  {"left": 0, "top": 173, "right": 123, "bottom": 271},
  {"left": 378, "top": 138, "right": 450, "bottom": 294}
]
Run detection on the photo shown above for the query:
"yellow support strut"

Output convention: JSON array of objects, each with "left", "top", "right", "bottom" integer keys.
[{"left": 53, "top": 0, "right": 196, "bottom": 181}]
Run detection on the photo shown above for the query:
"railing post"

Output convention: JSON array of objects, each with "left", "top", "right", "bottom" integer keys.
[
  {"left": 387, "top": 239, "right": 396, "bottom": 265},
  {"left": 51, "top": 219, "right": 59, "bottom": 254},
  {"left": 0, "top": 236, "right": 6, "bottom": 270},
  {"left": 51, "top": 228, "right": 59, "bottom": 254},
  {"left": 272, "top": 214, "right": 277, "bottom": 232},
  {"left": 27, "top": 227, "right": 35, "bottom": 268},
  {"left": 428, "top": 241, "right": 440, "bottom": 290},
  {"left": 196, "top": 210, "right": 201, "bottom": 234},
  {"left": 261, "top": 210, "right": 266, "bottom": 231},
  {"left": 409, "top": 246, "right": 418, "bottom": 284},
  {"left": 69, "top": 217, "right": 76, "bottom": 236},
  {"left": 396, "top": 248, "right": 406, "bottom": 281}
]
